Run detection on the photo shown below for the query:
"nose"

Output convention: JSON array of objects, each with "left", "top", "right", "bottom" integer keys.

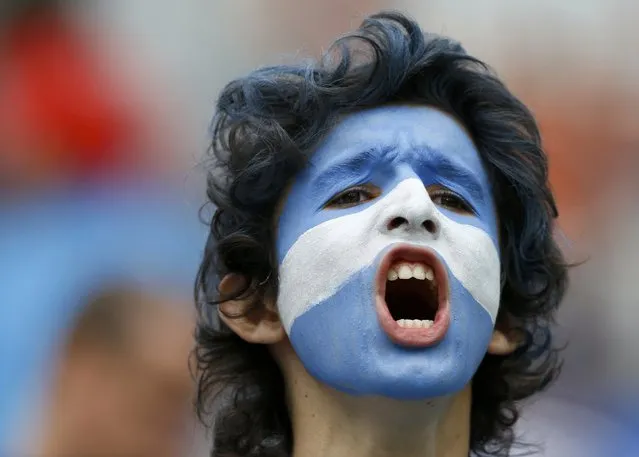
[
  {"left": 386, "top": 215, "right": 439, "bottom": 235},
  {"left": 381, "top": 181, "right": 441, "bottom": 238}
]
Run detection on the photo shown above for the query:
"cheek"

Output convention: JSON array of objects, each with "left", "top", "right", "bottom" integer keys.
[
  {"left": 439, "top": 219, "right": 501, "bottom": 323},
  {"left": 276, "top": 225, "right": 358, "bottom": 334}
]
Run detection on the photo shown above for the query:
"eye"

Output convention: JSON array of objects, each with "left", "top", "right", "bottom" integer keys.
[
  {"left": 430, "top": 189, "right": 475, "bottom": 215},
  {"left": 325, "top": 185, "right": 379, "bottom": 209}
]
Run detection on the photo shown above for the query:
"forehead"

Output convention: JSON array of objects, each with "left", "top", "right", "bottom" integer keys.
[{"left": 309, "top": 105, "right": 483, "bottom": 172}]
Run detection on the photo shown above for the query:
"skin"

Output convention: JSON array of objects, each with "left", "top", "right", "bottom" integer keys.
[
  {"left": 220, "top": 105, "right": 519, "bottom": 457},
  {"left": 36, "top": 293, "right": 195, "bottom": 457}
]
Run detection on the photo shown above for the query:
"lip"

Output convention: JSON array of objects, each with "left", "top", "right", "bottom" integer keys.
[{"left": 375, "top": 244, "right": 451, "bottom": 347}]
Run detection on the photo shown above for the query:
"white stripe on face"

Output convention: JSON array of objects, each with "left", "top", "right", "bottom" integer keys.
[{"left": 277, "top": 177, "right": 501, "bottom": 333}]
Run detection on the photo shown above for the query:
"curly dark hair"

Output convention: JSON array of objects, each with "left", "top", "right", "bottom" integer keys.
[{"left": 193, "top": 10, "right": 568, "bottom": 457}]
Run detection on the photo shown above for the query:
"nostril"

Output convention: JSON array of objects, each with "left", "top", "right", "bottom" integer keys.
[
  {"left": 423, "top": 219, "right": 438, "bottom": 234},
  {"left": 387, "top": 217, "right": 408, "bottom": 230}
]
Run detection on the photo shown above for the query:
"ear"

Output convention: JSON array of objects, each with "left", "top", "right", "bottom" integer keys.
[
  {"left": 487, "top": 327, "right": 523, "bottom": 356},
  {"left": 217, "top": 273, "right": 285, "bottom": 345}
]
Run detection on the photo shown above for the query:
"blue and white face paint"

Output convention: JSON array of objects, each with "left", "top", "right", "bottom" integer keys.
[{"left": 276, "top": 106, "right": 501, "bottom": 399}]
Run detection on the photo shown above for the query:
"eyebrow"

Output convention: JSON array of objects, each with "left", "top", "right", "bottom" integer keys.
[
  {"left": 310, "top": 143, "right": 487, "bottom": 202},
  {"left": 431, "top": 154, "right": 487, "bottom": 203},
  {"left": 309, "top": 147, "right": 385, "bottom": 192}
]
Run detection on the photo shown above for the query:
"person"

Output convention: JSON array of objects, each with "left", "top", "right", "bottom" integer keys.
[
  {"left": 0, "top": 183, "right": 207, "bottom": 456},
  {"left": 35, "top": 287, "right": 195, "bottom": 457},
  {"left": 193, "top": 11, "right": 568, "bottom": 457}
]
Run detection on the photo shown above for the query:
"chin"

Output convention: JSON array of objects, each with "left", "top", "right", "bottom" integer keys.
[
  {"left": 363, "top": 349, "right": 481, "bottom": 400},
  {"left": 301, "top": 338, "right": 486, "bottom": 400}
]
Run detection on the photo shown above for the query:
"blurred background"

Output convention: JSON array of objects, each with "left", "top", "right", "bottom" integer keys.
[{"left": 0, "top": 1, "right": 636, "bottom": 456}]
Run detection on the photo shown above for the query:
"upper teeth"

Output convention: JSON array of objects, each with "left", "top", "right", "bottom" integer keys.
[{"left": 387, "top": 262, "right": 435, "bottom": 282}]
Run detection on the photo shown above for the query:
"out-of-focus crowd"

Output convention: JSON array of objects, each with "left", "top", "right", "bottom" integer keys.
[
  {"left": 0, "top": 1, "right": 637, "bottom": 456},
  {"left": 0, "top": 2, "right": 207, "bottom": 456}
]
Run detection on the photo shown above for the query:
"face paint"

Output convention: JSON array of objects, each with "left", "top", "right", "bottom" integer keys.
[{"left": 276, "top": 105, "right": 500, "bottom": 399}]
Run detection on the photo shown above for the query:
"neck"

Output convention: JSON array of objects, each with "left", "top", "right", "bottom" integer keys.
[{"left": 283, "top": 359, "right": 471, "bottom": 457}]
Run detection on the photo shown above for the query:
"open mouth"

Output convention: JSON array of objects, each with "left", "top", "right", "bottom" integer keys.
[{"left": 375, "top": 245, "right": 451, "bottom": 347}]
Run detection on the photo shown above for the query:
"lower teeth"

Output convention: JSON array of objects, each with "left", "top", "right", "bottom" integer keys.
[{"left": 397, "top": 319, "right": 433, "bottom": 329}]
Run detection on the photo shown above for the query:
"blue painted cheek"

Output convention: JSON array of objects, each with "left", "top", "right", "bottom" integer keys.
[{"left": 288, "top": 256, "right": 495, "bottom": 399}]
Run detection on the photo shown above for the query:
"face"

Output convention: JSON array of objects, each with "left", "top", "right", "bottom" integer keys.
[
  {"left": 66, "top": 303, "right": 194, "bottom": 457},
  {"left": 104, "top": 309, "right": 194, "bottom": 457},
  {"left": 276, "top": 105, "right": 501, "bottom": 399}
]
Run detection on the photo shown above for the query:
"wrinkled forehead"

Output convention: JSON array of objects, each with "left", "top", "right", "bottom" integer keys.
[
  {"left": 300, "top": 105, "right": 490, "bottom": 188},
  {"left": 310, "top": 105, "right": 481, "bottom": 164},
  {"left": 290, "top": 105, "right": 491, "bottom": 193}
]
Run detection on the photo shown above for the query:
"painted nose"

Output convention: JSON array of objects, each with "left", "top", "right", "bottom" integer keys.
[{"left": 382, "top": 180, "right": 441, "bottom": 238}]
